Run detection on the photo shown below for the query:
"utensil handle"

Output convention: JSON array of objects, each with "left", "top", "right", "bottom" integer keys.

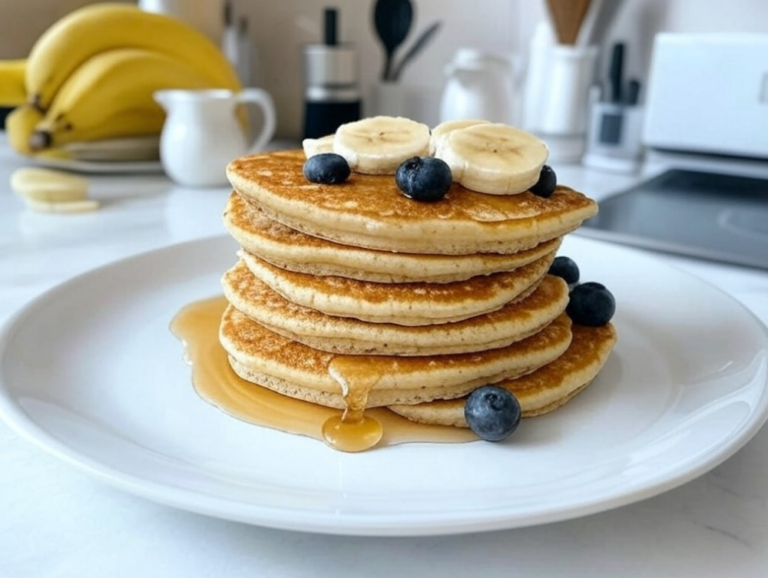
[{"left": 236, "top": 88, "right": 277, "bottom": 153}]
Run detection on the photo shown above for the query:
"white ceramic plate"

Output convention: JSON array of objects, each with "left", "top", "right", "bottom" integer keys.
[
  {"left": 1, "top": 235, "right": 767, "bottom": 536},
  {"left": 32, "top": 155, "right": 163, "bottom": 174}
]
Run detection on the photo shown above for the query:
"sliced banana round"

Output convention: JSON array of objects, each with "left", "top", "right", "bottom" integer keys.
[
  {"left": 302, "top": 134, "right": 335, "bottom": 158},
  {"left": 333, "top": 116, "right": 430, "bottom": 175},
  {"left": 437, "top": 124, "right": 549, "bottom": 195},
  {"left": 429, "top": 118, "right": 490, "bottom": 156},
  {"left": 25, "top": 199, "right": 100, "bottom": 214},
  {"left": 10, "top": 167, "right": 89, "bottom": 202}
]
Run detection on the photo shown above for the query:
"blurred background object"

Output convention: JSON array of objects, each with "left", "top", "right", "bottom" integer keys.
[
  {"left": 438, "top": 49, "right": 514, "bottom": 124},
  {"left": 301, "top": 7, "right": 361, "bottom": 139},
  {"left": 138, "top": 0, "right": 225, "bottom": 44},
  {"left": 522, "top": 0, "right": 605, "bottom": 163},
  {"left": 2, "top": 0, "right": 768, "bottom": 141},
  {"left": 155, "top": 88, "right": 275, "bottom": 186},
  {"left": 0, "top": 2, "right": 247, "bottom": 178},
  {"left": 368, "top": 0, "right": 442, "bottom": 125}
]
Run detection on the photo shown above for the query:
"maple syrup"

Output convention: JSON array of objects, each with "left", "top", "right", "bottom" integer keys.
[{"left": 171, "top": 296, "right": 476, "bottom": 451}]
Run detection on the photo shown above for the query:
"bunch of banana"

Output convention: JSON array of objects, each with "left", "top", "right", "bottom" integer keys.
[
  {"left": 6, "top": 2, "right": 242, "bottom": 156},
  {"left": 0, "top": 59, "right": 27, "bottom": 106}
]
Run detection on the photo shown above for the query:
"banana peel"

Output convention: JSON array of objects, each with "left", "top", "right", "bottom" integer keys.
[
  {"left": 0, "top": 59, "right": 27, "bottom": 106},
  {"left": 5, "top": 105, "right": 43, "bottom": 155}
]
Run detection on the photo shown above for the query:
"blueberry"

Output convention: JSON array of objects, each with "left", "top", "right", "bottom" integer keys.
[
  {"left": 530, "top": 165, "right": 557, "bottom": 198},
  {"left": 303, "top": 153, "right": 350, "bottom": 184},
  {"left": 566, "top": 282, "right": 616, "bottom": 326},
  {"left": 464, "top": 385, "right": 521, "bottom": 442},
  {"left": 549, "top": 256, "right": 580, "bottom": 285},
  {"left": 395, "top": 157, "right": 452, "bottom": 202}
]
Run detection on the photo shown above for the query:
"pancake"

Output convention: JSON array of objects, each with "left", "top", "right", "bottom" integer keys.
[
  {"left": 226, "top": 150, "right": 598, "bottom": 255},
  {"left": 220, "top": 305, "right": 574, "bottom": 408},
  {"left": 238, "top": 249, "right": 556, "bottom": 326},
  {"left": 388, "top": 323, "right": 617, "bottom": 425},
  {"left": 223, "top": 192, "right": 563, "bottom": 283},
  {"left": 221, "top": 262, "right": 570, "bottom": 356}
]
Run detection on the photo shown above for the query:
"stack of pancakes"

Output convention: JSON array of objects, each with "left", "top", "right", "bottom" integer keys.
[{"left": 219, "top": 149, "right": 617, "bottom": 430}]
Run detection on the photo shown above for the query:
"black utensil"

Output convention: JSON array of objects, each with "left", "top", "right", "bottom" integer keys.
[
  {"left": 608, "top": 42, "right": 625, "bottom": 103},
  {"left": 373, "top": 0, "right": 414, "bottom": 82},
  {"left": 625, "top": 78, "right": 641, "bottom": 105},
  {"left": 389, "top": 20, "right": 442, "bottom": 82}
]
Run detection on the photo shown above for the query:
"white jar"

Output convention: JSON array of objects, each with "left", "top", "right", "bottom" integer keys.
[{"left": 439, "top": 49, "right": 514, "bottom": 124}]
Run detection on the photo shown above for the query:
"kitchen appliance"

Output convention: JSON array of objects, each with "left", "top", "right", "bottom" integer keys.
[
  {"left": 302, "top": 8, "right": 361, "bottom": 139},
  {"left": 579, "top": 33, "right": 768, "bottom": 270}
]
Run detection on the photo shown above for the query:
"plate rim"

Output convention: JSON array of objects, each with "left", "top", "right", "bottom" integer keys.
[
  {"left": 31, "top": 155, "right": 164, "bottom": 175},
  {"left": 1, "top": 235, "right": 768, "bottom": 536}
]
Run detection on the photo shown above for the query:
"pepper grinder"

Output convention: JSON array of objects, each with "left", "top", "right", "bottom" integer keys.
[{"left": 302, "top": 8, "right": 361, "bottom": 139}]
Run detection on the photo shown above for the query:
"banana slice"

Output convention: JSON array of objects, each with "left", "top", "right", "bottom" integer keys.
[
  {"left": 10, "top": 167, "right": 88, "bottom": 202},
  {"left": 429, "top": 119, "right": 490, "bottom": 156},
  {"left": 25, "top": 199, "right": 100, "bottom": 214},
  {"left": 334, "top": 116, "right": 430, "bottom": 175},
  {"left": 302, "top": 134, "right": 335, "bottom": 158},
  {"left": 437, "top": 124, "right": 548, "bottom": 195}
]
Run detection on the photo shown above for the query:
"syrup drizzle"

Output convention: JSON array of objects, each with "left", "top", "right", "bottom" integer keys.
[
  {"left": 170, "top": 296, "right": 476, "bottom": 451},
  {"left": 322, "top": 357, "right": 384, "bottom": 452}
]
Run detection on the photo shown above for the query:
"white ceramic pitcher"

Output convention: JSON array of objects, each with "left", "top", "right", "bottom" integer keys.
[
  {"left": 154, "top": 88, "right": 276, "bottom": 187},
  {"left": 439, "top": 49, "right": 514, "bottom": 124}
]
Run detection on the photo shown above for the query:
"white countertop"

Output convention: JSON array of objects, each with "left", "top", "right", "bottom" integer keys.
[{"left": 2, "top": 136, "right": 768, "bottom": 577}]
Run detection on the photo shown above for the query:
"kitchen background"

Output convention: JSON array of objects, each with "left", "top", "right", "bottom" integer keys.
[{"left": 2, "top": 0, "right": 768, "bottom": 139}]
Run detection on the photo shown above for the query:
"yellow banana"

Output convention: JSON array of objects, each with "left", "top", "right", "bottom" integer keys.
[
  {"left": 31, "top": 48, "right": 218, "bottom": 150},
  {"left": 0, "top": 59, "right": 27, "bottom": 106},
  {"left": 36, "top": 107, "right": 167, "bottom": 149},
  {"left": 26, "top": 3, "right": 240, "bottom": 111},
  {"left": 5, "top": 105, "right": 43, "bottom": 155}
]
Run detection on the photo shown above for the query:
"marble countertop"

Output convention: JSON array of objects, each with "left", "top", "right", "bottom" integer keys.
[{"left": 2, "top": 135, "right": 768, "bottom": 577}]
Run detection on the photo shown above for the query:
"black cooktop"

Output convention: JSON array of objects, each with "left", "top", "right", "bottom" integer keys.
[{"left": 577, "top": 168, "right": 768, "bottom": 270}]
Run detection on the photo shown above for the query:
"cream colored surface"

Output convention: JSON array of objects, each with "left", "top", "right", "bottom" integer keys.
[
  {"left": 302, "top": 134, "right": 334, "bottom": 157},
  {"left": 10, "top": 167, "right": 88, "bottom": 201},
  {"left": 436, "top": 123, "right": 549, "bottom": 195},
  {"left": 23, "top": 198, "right": 99, "bottom": 214},
  {"left": 429, "top": 119, "right": 489, "bottom": 156},
  {"left": 333, "top": 116, "right": 431, "bottom": 175}
]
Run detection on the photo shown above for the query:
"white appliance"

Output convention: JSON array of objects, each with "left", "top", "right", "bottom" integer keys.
[
  {"left": 578, "top": 33, "right": 768, "bottom": 270},
  {"left": 643, "top": 33, "right": 768, "bottom": 159}
]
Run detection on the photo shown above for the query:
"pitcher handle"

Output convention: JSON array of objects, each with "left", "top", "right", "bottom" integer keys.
[{"left": 236, "top": 88, "right": 277, "bottom": 153}]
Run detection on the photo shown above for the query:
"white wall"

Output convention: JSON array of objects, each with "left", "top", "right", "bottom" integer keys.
[
  {"left": 3, "top": 0, "right": 768, "bottom": 138},
  {"left": 232, "top": 0, "right": 768, "bottom": 137}
]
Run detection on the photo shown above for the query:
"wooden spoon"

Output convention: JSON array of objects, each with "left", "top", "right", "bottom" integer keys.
[{"left": 546, "top": 0, "right": 592, "bottom": 45}]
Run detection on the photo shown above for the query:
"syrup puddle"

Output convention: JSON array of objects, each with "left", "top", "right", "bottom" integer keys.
[{"left": 171, "top": 296, "right": 476, "bottom": 451}]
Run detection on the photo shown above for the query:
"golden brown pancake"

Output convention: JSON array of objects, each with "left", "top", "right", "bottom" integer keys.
[
  {"left": 223, "top": 192, "right": 563, "bottom": 283},
  {"left": 221, "top": 262, "right": 570, "bottom": 356},
  {"left": 220, "top": 305, "right": 574, "bottom": 408},
  {"left": 388, "top": 323, "right": 618, "bottom": 425},
  {"left": 226, "top": 150, "right": 598, "bottom": 255},
  {"left": 238, "top": 249, "right": 555, "bottom": 326}
]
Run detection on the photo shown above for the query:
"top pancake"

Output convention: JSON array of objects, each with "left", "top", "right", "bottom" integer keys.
[{"left": 226, "top": 150, "right": 598, "bottom": 255}]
